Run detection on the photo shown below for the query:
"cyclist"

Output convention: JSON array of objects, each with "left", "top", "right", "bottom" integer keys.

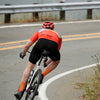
[{"left": 14, "top": 21, "right": 62, "bottom": 100}]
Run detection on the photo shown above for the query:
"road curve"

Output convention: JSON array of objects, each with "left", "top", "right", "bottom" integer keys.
[{"left": 0, "top": 20, "right": 100, "bottom": 100}]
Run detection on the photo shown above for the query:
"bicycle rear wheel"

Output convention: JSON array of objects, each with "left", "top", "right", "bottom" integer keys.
[{"left": 25, "top": 69, "right": 42, "bottom": 100}]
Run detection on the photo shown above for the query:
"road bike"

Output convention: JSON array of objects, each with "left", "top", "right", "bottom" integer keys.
[{"left": 24, "top": 49, "right": 49, "bottom": 100}]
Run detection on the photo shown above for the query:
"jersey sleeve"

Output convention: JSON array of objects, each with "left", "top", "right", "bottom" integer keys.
[
  {"left": 58, "top": 38, "right": 62, "bottom": 50},
  {"left": 30, "top": 31, "right": 39, "bottom": 43}
]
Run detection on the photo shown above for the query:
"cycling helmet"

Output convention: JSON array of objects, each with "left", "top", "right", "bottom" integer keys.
[{"left": 42, "top": 21, "right": 54, "bottom": 30}]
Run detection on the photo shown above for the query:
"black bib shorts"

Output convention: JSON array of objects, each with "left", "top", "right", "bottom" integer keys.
[{"left": 29, "top": 38, "right": 60, "bottom": 64}]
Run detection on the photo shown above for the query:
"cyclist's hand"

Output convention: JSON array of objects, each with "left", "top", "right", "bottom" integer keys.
[{"left": 19, "top": 52, "right": 26, "bottom": 59}]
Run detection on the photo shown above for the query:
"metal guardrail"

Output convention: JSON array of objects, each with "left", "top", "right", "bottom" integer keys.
[
  {"left": 0, "top": 2, "right": 100, "bottom": 23},
  {"left": 0, "top": 2, "right": 100, "bottom": 14}
]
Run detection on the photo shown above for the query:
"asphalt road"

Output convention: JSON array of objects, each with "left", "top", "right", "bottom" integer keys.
[{"left": 0, "top": 20, "right": 100, "bottom": 100}]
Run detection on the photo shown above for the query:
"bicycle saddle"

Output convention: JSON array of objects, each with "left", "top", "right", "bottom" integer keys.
[{"left": 42, "top": 50, "right": 50, "bottom": 57}]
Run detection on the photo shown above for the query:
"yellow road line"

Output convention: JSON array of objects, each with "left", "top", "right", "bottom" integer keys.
[
  {"left": 62, "top": 32, "right": 100, "bottom": 38},
  {"left": 0, "top": 40, "right": 29, "bottom": 45},
  {"left": 63, "top": 35, "right": 100, "bottom": 41},
  {"left": 0, "top": 45, "right": 24, "bottom": 51},
  {"left": 0, "top": 33, "right": 100, "bottom": 46},
  {"left": 0, "top": 33, "right": 100, "bottom": 51}
]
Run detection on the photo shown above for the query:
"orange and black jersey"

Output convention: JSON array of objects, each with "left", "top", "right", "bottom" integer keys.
[{"left": 30, "top": 28, "right": 62, "bottom": 50}]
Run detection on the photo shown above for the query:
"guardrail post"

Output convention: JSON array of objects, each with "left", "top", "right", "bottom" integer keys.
[
  {"left": 87, "top": 0, "right": 92, "bottom": 19},
  {"left": 32, "top": 3, "right": 39, "bottom": 21},
  {"left": 4, "top": 4, "right": 11, "bottom": 23},
  {"left": 60, "top": 1, "right": 65, "bottom": 20}
]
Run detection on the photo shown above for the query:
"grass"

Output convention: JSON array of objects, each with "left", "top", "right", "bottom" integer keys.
[
  {"left": 74, "top": 54, "right": 100, "bottom": 100},
  {"left": 80, "top": 55, "right": 100, "bottom": 100}
]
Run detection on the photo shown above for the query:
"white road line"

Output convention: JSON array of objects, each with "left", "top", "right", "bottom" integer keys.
[
  {"left": 38, "top": 63, "right": 99, "bottom": 100},
  {"left": 0, "top": 20, "right": 100, "bottom": 29}
]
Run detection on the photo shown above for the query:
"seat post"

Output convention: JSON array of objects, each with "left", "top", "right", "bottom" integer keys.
[
  {"left": 37, "top": 50, "right": 49, "bottom": 66},
  {"left": 38, "top": 56, "right": 43, "bottom": 66}
]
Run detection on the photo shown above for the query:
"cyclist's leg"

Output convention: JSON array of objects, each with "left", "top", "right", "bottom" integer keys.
[
  {"left": 44, "top": 58, "right": 52, "bottom": 66},
  {"left": 42, "top": 60, "right": 60, "bottom": 77},
  {"left": 14, "top": 62, "right": 35, "bottom": 99},
  {"left": 48, "top": 60, "right": 60, "bottom": 70},
  {"left": 18, "top": 39, "right": 44, "bottom": 92},
  {"left": 42, "top": 40, "right": 60, "bottom": 77},
  {"left": 21, "top": 62, "right": 35, "bottom": 83}
]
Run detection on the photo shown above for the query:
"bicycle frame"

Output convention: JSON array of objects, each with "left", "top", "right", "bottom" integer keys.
[
  {"left": 25, "top": 50, "right": 49, "bottom": 92},
  {"left": 25, "top": 56, "right": 44, "bottom": 91}
]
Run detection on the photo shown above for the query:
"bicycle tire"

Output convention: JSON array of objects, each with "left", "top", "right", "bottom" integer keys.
[{"left": 25, "top": 69, "right": 42, "bottom": 100}]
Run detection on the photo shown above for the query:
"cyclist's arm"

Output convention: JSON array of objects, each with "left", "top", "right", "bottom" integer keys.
[
  {"left": 22, "top": 40, "right": 33, "bottom": 56},
  {"left": 22, "top": 31, "right": 39, "bottom": 56},
  {"left": 30, "top": 32, "right": 38, "bottom": 43}
]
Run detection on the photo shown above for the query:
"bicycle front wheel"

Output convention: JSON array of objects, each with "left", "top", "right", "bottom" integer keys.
[{"left": 25, "top": 69, "right": 42, "bottom": 100}]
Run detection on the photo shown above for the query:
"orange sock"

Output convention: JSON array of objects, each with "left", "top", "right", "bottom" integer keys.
[
  {"left": 18, "top": 81, "right": 26, "bottom": 92},
  {"left": 42, "top": 67, "right": 51, "bottom": 77}
]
